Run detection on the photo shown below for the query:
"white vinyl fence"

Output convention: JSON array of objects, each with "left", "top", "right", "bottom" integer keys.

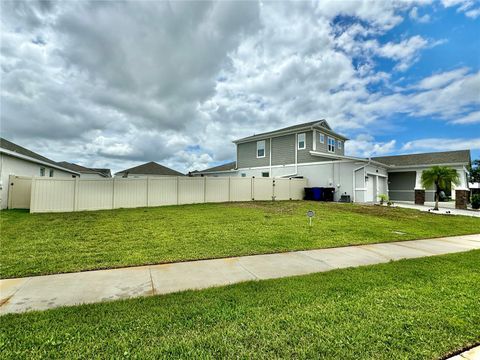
[{"left": 29, "top": 177, "right": 308, "bottom": 213}]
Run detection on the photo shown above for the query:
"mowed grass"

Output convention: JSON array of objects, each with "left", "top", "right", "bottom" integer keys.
[
  {"left": 1, "top": 251, "right": 479, "bottom": 359},
  {"left": 1, "top": 201, "right": 479, "bottom": 278}
]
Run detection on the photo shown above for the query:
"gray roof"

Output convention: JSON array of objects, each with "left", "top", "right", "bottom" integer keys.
[
  {"left": 233, "top": 119, "right": 348, "bottom": 143},
  {"left": 195, "top": 161, "right": 236, "bottom": 174},
  {"left": 0, "top": 137, "right": 78, "bottom": 174},
  {"left": 115, "top": 161, "right": 184, "bottom": 176},
  {"left": 57, "top": 162, "right": 111, "bottom": 177},
  {"left": 91, "top": 168, "right": 112, "bottom": 177},
  {"left": 372, "top": 150, "right": 471, "bottom": 167}
]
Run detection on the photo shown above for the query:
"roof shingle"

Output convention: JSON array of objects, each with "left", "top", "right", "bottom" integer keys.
[
  {"left": 372, "top": 150, "right": 471, "bottom": 167},
  {"left": 115, "top": 161, "right": 184, "bottom": 176}
]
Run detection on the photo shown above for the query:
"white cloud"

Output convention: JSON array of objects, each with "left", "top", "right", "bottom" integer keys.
[
  {"left": 402, "top": 138, "right": 480, "bottom": 151},
  {"left": 441, "top": 0, "right": 480, "bottom": 18},
  {"left": 416, "top": 67, "right": 470, "bottom": 89},
  {"left": 451, "top": 111, "right": 480, "bottom": 124},
  {"left": 345, "top": 134, "right": 397, "bottom": 157},
  {"left": 409, "top": 7, "right": 431, "bottom": 23}
]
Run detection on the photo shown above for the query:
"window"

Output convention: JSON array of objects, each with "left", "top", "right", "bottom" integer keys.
[
  {"left": 337, "top": 140, "right": 342, "bottom": 150},
  {"left": 49, "top": 169, "right": 54, "bottom": 177},
  {"left": 40, "top": 167, "right": 45, "bottom": 176},
  {"left": 257, "top": 140, "right": 266, "bottom": 158},
  {"left": 319, "top": 133, "right": 325, "bottom": 144},
  {"left": 297, "top": 133, "right": 306, "bottom": 150},
  {"left": 262, "top": 172, "right": 269, "bottom": 177},
  {"left": 328, "top": 137, "right": 335, "bottom": 153},
  {"left": 241, "top": 173, "right": 246, "bottom": 177}
]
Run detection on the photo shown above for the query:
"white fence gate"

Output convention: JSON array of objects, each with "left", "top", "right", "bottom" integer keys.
[
  {"left": 8, "top": 175, "right": 33, "bottom": 209},
  {"left": 29, "top": 177, "right": 308, "bottom": 213}
]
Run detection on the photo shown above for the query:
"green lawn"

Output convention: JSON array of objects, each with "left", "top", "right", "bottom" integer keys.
[
  {"left": 1, "top": 201, "right": 479, "bottom": 278},
  {"left": 1, "top": 251, "right": 479, "bottom": 359}
]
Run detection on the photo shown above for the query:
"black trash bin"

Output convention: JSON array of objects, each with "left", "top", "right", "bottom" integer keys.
[
  {"left": 304, "top": 187, "right": 313, "bottom": 200},
  {"left": 322, "top": 187, "right": 335, "bottom": 201}
]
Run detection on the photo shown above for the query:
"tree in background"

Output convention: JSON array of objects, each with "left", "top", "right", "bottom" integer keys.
[
  {"left": 421, "top": 166, "right": 460, "bottom": 211},
  {"left": 469, "top": 159, "right": 480, "bottom": 183}
]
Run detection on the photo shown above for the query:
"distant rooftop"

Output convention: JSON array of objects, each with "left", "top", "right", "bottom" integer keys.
[
  {"left": 372, "top": 150, "right": 471, "bottom": 167},
  {"left": 194, "top": 161, "right": 236, "bottom": 174},
  {"left": 115, "top": 161, "right": 184, "bottom": 176},
  {"left": 233, "top": 119, "right": 348, "bottom": 143}
]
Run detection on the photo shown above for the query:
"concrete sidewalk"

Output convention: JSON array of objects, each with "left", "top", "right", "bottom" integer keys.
[{"left": 1, "top": 234, "right": 479, "bottom": 315}]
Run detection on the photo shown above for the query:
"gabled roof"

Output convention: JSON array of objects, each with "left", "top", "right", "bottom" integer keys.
[
  {"left": 372, "top": 150, "right": 471, "bottom": 167},
  {"left": 57, "top": 162, "right": 111, "bottom": 177},
  {"left": 194, "top": 161, "right": 237, "bottom": 174},
  {"left": 0, "top": 137, "right": 79, "bottom": 175},
  {"left": 233, "top": 119, "right": 347, "bottom": 143},
  {"left": 91, "top": 168, "right": 112, "bottom": 177},
  {"left": 115, "top": 161, "right": 184, "bottom": 176}
]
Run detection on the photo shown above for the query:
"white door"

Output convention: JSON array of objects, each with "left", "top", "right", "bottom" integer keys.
[{"left": 366, "top": 175, "right": 375, "bottom": 202}]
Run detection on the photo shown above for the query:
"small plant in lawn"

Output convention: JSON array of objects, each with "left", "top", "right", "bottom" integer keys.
[
  {"left": 378, "top": 194, "right": 388, "bottom": 205},
  {"left": 472, "top": 194, "right": 480, "bottom": 210}
]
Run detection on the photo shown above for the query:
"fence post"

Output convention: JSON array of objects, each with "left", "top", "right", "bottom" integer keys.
[
  {"left": 73, "top": 177, "right": 79, "bottom": 212},
  {"left": 251, "top": 177, "right": 255, "bottom": 201},
  {"left": 176, "top": 176, "right": 179, "bottom": 205},
  {"left": 29, "top": 177, "right": 36, "bottom": 213},
  {"left": 203, "top": 177, "right": 206, "bottom": 203},
  {"left": 7, "top": 175, "right": 14, "bottom": 209},
  {"left": 228, "top": 177, "right": 231, "bottom": 202},
  {"left": 146, "top": 177, "right": 150, "bottom": 207},
  {"left": 272, "top": 178, "right": 276, "bottom": 201},
  {"left": 112, "top": 177, "right": 116, "bottom": 210}
]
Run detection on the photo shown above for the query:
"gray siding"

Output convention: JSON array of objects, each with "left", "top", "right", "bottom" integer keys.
[
  {"left": 271, "top": 134, "right": 295, "bottom": 166},
  {"left": 237, "top": 139, "right": 270, "bottom": 168},
  {"left": 315, "top": 130, "right": 345, "bottom": 157}
]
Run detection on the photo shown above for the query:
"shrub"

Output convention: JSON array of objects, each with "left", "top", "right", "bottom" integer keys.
[
  {"left": 472, "top": 194, "right": 480, "bottom": 210},
  {"left": 378, "top": 194, "right": 388, "bottom": 205}
]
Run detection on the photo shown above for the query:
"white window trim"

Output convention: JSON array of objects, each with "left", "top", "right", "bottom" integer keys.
[
  {"left": 328, "top": 137, "right": 335, "bottom": 153},
  {"left": 319, "top": 133, "right": 325, "bottom": 144},
  {"left": 297, "top": 133, "right": 306, "bottom": 150},
  {"left": 256, "top": 140, "right": 266, "bottom": 158}
]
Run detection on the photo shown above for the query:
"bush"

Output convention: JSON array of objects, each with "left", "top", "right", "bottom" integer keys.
[
  {"left": 471, "top": 194, "right": 480, "bottom": 209},
  {"left": 378, "top": 194, "right": 388, "bottom": 204}
]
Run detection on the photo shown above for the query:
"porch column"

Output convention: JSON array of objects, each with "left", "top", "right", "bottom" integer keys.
[
  {"left": 414, "top": 170, "right": 425, "bottom": 205},
  {"left": 455, "top": 168, "right": 469, "bottom": 209}
]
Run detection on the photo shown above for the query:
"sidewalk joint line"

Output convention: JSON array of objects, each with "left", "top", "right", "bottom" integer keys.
[
  {"left": 148, "top": 268, "right": 156, "bottom": 295},
  {"left": 236, "top": 261, "right": 259, "bottom": 280}
]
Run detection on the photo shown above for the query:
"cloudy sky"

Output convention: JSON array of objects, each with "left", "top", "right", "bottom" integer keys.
[{"left": 1, "top": 0, "right": 479, "bottom": 174}]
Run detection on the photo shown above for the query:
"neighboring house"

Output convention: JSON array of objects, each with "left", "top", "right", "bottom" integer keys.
[
  {"left": 115, "top": 161, "right": 184, "bottom": 178},
  {"left": 0, "top": 138, "right": 80, "bottom": 209},
  {"left": 193, "top": 120, "right": 471, "bottom": 204},
  {"left": 372, "top": 150, "right": 470, "bottom": 202},
  {"left": 189, "top": 161, "right": 237, "bottom": 177},
  {"left": 57, "top": 162, "right": 111, "bottom": 179},
  {"left": 470, "top": 182, "right": 480, "bottom": 196}
]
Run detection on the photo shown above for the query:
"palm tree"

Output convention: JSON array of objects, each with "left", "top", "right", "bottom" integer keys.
[{"left": 421, "top": 166, "right": 460, "bottom": 211}]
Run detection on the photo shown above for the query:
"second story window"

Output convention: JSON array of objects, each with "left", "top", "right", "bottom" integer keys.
[
  {"left": 328, "top": 137, "right": 335, "bottom": 153},
  {"left": 257, "top": 140, "right": 265, "bottom": 158},
  {"left": 338, "top": 140, "right": 342, "bottom": 150},
  {"left": 319, "top": 133, "right": 325, "bottom": 144},
  {"left": 49, "top": 169, "right": 54, "bottom": 177},
  {"left": 297, "top": 133, "right": 306, "bottom": 150},
  {"left": 40, "top": 167, "right": 45, "bottom": 176}
]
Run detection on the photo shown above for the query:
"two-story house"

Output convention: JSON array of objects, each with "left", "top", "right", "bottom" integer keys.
[{"left": 193, "top": 120, "right": 471, "bottom": 206}]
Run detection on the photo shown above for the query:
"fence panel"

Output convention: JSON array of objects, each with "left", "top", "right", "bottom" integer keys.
[
  {"left": 273, "top": 178, "right": 291, "bottom": 200},
  {"left": 229, "top": 178, "right": 252, "bottom": 202},
  {"left": 178, "top": 177, "right": 205, "bottom": 204},
  {"left": 289, "top": 178, "right": 307, "bottom": 200},
  {"left": 77, "top": 179, "right": 114, "bottom": 211},
  {"left": 205, "top": 177, "right": 230, "bottom": 203},
  {"left": 29, "top": 176, "right": 308, "bottom": 213},
  {"left": 114, "top": 179, "right": 148, "bottom": 208},
  {"left": 8, "top": 175, "right": 33, "bottom": 209},
  {"left": 253, "top": 178, "right": 273, "bottom": 200},
  {"left": 148, "top": 177, "right": 178, "bottom": 206},
  {"left": 31, "top": 178, "right": 75, "bottom": 213}
]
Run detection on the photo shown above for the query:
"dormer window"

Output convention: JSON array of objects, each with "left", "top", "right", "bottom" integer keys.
[
  {"left": 297, "top": 133, "right": 306, "bottom": 150},
  {"left": 257, "top": 140, "right": 265, "bottom": 158},
  {"left": 319, "top": 133, "right": 325, "bottom": 144},
  {"left": 328, "top": 137, "right": 335, "bottom": 153}
]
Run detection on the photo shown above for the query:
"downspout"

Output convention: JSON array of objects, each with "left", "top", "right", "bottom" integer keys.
[
  {"left": 269, "top": 137, "right": 272, "bottom": 176},
  {"left": 294, "top": 133, "right": 298, "bottom": 174}
]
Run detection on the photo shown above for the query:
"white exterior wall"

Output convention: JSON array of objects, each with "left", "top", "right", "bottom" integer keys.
[
  {"left": 233, "top": 161, "right": 389, "bottom": 202},
  {"left": 78, "top": 173, "right": 106, "bottom": 179},
  {"left": 0, "top": 153, "right": 74, "bottom": 209}
]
